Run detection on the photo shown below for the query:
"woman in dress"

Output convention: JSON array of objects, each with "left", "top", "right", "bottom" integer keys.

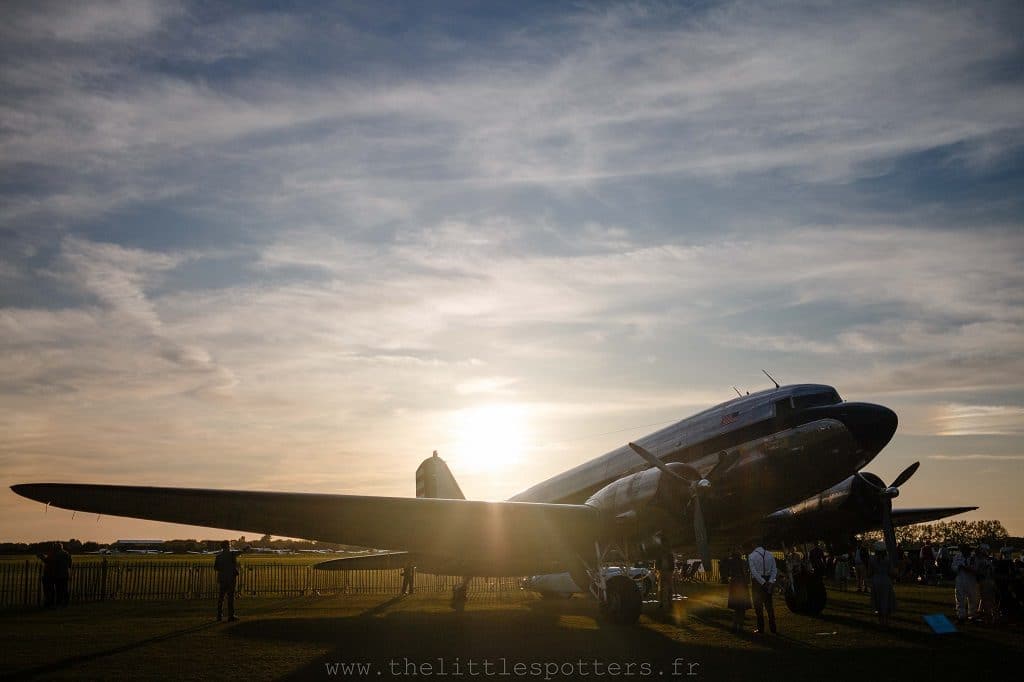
[
  {"left": 869, "top": 541, "right": 897, "bottom": 627},
  {"left": 834, "top": 552, "right": 851, "bottom": 591},
  {"left": 722, "top": 546, "right": 752, "bottom": 632}
]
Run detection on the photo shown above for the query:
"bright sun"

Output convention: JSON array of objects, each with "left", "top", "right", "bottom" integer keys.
[{"left": 449, "top": 403, "right": 530, "bottom": 473}]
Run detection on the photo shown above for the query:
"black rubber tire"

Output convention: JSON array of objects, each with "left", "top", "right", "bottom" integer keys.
[
  {"left": 602, "top": 575, "right": 643, "bottom": 625},
  {"left": 783, "top": 573, "right": 828, "bottom": 615}
]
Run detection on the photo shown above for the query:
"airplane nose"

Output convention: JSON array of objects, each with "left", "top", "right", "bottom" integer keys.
[{"left": 828, "top": 402, "right": 898, "bottom": 454}]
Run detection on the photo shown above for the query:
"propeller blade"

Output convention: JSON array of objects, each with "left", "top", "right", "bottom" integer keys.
[
  {"left": 889, "top": 461, "right": 920, "bottom": 489},
  {"left": 630, "top": 441, "right": 712, "bottom": 568},
  {"left": 628, "top": 443, "right": 697, "bottom": 482},
  {"left": 693, "top": 495, "right": 712, "bottom": 571}
]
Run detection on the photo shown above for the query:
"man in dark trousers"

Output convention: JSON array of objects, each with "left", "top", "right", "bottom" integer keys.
[
  {"left": 53, "top": 542, "right": 73, "bottom": 607},
  {"left": 214, "top": 541, "right": 247, "bottom": 621},
  {"left": 36, "top": 545, "right": 57, "bottom": 608},
  {"left": 401, "top": 563, "right": 416, "bottom": 595},
  {"left": 747, "top": 541, "right": 778, "bottom": 634}
]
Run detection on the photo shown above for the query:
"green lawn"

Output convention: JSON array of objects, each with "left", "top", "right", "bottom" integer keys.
[{"left": 1, "top": 583, "right": 1019, "bottom": 680}]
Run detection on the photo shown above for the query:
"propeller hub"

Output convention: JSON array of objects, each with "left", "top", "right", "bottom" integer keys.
[
  {"left": 695, "top": 479, "right": 711, "bottom": 490},
  {"left": 883, "top": 487, "right": 899, "bottom": 498}
]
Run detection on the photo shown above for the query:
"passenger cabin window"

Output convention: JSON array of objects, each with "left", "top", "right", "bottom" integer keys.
[{"left": 792, "top": 390, "right": 841, "bottom": 410}]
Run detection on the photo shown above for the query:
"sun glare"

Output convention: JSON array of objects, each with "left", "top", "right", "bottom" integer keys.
[{"left": 449, "top": 404, "right": 531, "bottom": 473}]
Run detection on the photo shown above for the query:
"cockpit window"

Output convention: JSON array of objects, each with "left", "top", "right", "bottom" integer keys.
[
  {"left": 774, "top": 398, "right": 795, "bottom": 417},
  {"left": 792, "top": 390, "right": 841, "bottom": 409}
]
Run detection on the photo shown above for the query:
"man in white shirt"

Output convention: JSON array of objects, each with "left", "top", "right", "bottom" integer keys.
[
  {"left": 952, "top": 546, "right": 980, "bottom": 623},
  {"left": 747, "top": 542, "right": 778, "bottom": 634}
]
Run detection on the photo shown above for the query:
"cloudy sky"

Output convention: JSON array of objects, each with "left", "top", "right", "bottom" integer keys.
[{"left": 2, "top": 0, "right": 1023, "bottom": 543}]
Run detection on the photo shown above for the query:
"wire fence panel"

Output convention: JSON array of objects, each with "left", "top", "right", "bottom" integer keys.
[{"left": 0, "top": 558, "right": 721, "bottom": 609}]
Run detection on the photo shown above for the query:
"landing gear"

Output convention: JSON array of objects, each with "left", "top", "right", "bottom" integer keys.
[
  {"left": 657, "top": 553, "right": 675, "bottom": 608},
  {"left": 601, "top": 575, "right": 643, "bottom": 624},
  {"left": 451, "top": 577, "right": 470, "bottom": 611},
  {"left": 578, "top": 541, "right": 644, "bottom": 625}
]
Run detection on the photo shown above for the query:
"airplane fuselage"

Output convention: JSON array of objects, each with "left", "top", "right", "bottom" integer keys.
[{"left": 510, "top": 384, "right": 897, "bottom": 553}]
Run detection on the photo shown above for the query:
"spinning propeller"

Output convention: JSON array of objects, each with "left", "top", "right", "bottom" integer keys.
[
  {"left": 627, "top": 443, "right": 735, "bottom": 571},
  {"left": 857, "top": 461, "right": 920, "bottom": 559}
]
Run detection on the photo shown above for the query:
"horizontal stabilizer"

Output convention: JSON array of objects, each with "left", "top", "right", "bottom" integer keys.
[{"left": 314, "top": 551, "right": 412, "bottom": 571}]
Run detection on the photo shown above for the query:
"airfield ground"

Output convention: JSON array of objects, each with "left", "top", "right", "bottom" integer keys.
[{"left": 1, "top": 583, "right": 1020, "bottom": 681}]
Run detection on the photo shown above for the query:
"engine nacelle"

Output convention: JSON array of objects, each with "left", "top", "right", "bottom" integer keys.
[
  {"left": 763, "top": 471, "right": 885, "bottom": 545},
  {"left": 584, "top": 463, "right": 694, "bottom": 555}
]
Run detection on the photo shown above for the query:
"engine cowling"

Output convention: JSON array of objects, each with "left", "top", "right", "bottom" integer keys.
[
  {"left": 763, "top": 471, "right": 885, "bottom": 545},
  {"left": 584, "top": 463, "right": 695, "bottom": 555}
]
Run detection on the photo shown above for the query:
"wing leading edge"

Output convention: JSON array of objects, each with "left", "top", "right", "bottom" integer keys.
[
  {"left": 11, "top": 483, "right": 599, "bottom": 576},
  {"left": 889, "top": 506, "right": 978, "bottom": 528},
  {"left": 763, "top": 504, "right": 978, "bottom": 547}
]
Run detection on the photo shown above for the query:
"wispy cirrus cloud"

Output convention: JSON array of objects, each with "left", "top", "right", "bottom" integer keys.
[
  {"left": 933, "top": 405, "right": 1024, "bottom": 436},
  {"left": 1, "top": 1, "right": 1023, "bottom": 539}
]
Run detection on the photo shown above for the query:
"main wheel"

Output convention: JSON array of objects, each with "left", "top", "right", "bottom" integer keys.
[{"left": 601, "top": 575, "right": 642, "bottom": 625}]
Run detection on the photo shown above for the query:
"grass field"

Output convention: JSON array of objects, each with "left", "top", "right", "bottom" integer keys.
[{"left": 1, "top": 582, "right": 1019, "bottom": 681}]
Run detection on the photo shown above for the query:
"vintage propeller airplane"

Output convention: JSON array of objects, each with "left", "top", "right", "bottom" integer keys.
[{"left": 12, "top": 382, "right": 975, "bottom": 624}]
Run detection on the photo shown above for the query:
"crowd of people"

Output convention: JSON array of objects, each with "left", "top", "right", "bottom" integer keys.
[
  {"left": 760, "top": 540, "right": 1024, "bottom": 627},
  {"left": 32, "top": 539, "right": 251, "bottom": 621},
  {"left": 35, "top": 542, "right": 73, "bottom": 608}
]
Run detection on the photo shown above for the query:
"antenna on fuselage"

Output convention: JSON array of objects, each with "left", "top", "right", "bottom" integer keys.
[
  {"left": 732, "top": 386, "right": 743, "bottom": 398},
  {"left": 762, "top": 369, "right": 780, "bottom": 389}
]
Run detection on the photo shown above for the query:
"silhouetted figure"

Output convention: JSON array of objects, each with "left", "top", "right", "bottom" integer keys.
[
  {"left": 36, "top": 545, "right": 57, "bottom": 608},
  {"left": 868, "top": 542, "right": 896, "bottom": 627},
  {"left": 401, "top": 564, "right": 416, "bottom": 595},
  {"left": 919, "top": 543, "right": 936, "bottom": 584},
  {"left": 214, "top": 541, "right": 245, "bottom": 621},
  {"left": 54, "top": 542, "right": 72, "bottom": 607},
  {"left": 748, "top": 542, "right": 777, "bottom": 634},
  {"left": 451, "top": 577, "right": 470, "bottom": 611},
  {"left": 975, "top": 544, "right": 998, "bottom": 624},
  {"left": 657, "top": 554, "right": 675, "bottom": 608},
  {"left": 854, "top": 542, "right": 869, "bottom": 592},
  {"left": 834, "top": 552, "right": 851, "bottom": 591},
  {"left": 952, "top": 545, "right": 979, "bottom": 623},
  {"left": 809, "top": 543, "right": 826, "bottom": 577},
  {"left": 722, "top": 546, "right": 751, "bottom": 632}
]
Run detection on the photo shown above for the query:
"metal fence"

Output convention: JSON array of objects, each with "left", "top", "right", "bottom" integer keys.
[
  {"left": 0, "top": 558, "right": 722, "bottom": 609},
  {"left": 0, "top": 560, "right": 531, "bottom": 609}
]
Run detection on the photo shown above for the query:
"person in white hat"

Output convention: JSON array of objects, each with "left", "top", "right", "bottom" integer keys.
[
  {"left": 976, "top": 545, "right": 997, "bottom": 623},
  {"left": 951, "top": 545, "right": 980, "bottom": 623}
]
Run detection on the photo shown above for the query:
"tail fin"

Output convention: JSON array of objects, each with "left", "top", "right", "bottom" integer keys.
[{"left": 415, "top": 450, "right": 465, "bottom": 500}]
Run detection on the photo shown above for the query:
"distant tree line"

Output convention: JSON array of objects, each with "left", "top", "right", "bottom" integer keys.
[
  {"left": 5, "top": 521, "right": 1017, "bottom": 556},
  {"left": 0, "top": 535, "right": 366, "bottom": 555},
  {"left": 860, "top": 520, "right": 1017, "bottom": 548}
]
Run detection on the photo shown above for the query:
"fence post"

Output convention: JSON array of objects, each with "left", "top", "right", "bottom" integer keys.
[
  {"left": 23, "top": 559, "right": 31, "bottom": 608},
  {"left": 100, "top": 558, "right": 108, "bottom": 601}
]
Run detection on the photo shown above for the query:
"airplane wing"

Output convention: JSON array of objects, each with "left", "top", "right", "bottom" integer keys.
[
  {"left": 890, "top": 506, "right": 978, "bottom": 528},
  {"left": 762, "top": 503, "right": 978, "bottom": 547},
  {"left": 11, "top": 483, "right": 599, "bottom": 576}
]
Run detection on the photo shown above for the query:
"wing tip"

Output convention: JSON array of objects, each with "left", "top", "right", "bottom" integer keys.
[
  {"left": 11, "top": 483, "right": 56, "bottom": 503},
  {"left": 11, "top": 483, "right": 34, "bottom": 498}
]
